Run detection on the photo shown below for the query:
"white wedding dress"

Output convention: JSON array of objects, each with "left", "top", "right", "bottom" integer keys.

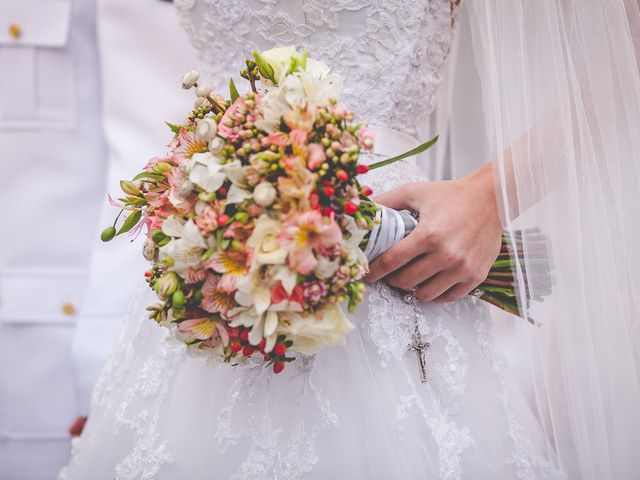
[{"left": 60, "top": 1, "right": 567, "bottom": 479}]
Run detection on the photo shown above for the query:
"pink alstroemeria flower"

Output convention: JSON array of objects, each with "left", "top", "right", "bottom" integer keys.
[
  {"left": 282, "top": 210, "right": 343, "bottom": 275},
  {"left": 177, "top": 317, "right": 229, "bottom": 346},
  {"left": 173, "top": 128, "right": 207, "bottom": 164},
  {"left": 200, "top": 274, "right": 236, "bottom": 318},
  {"left": 206, "top": 249, "right": 252, "bottom": 292}
]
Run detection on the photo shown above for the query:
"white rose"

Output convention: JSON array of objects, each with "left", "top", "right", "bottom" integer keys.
[
  {"left": 247, "top": 215, "right": 287, "bottom": 265},
  {"left": 182, "top": 69, "right": 200, "bottom": 89},
  {"left": 209, "top": 136, "right": 225, "bottom": 153},
  {"left": 253, "top": 182, "right": 277, "bottom": 207},
  {"left": 260, "top": 46, "right": 299, "bottom": 83},
  {"left": 281, "top": 306, "right": 355, "bottom": 355},
  {"left": 195, "top": 118, "right": 218, "bottom": 142}
]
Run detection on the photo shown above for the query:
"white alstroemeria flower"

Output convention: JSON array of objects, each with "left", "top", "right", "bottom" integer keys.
[
  {"left": 230, "top": 269, "right": 276, "bottom": 346},
  {"left": 273, "top": 266, "right": 297, "bottom": 295},
  {"left": 305, "top": 58, "right": 331, "bottom": 79},
  {"left": 255, "top": 87, "right": 290, "bottom": 133},
  {"left": 315, "top": 256, "right": 340, "bottom": 280},
  {"left": 159, "top": 220, "right": 207, "bottom": 273},
  {"left": 343, "top": 215, "right": 369, "bottom": 267},
  {"left": 162, "top": 216, "right": 186, "bottom": 237},
  {"left": 281, "top": 69, "right": 344, "bottom": 108},
  {"left": 189, "top": 152, "right": 226, "bottom": 193},
  {"left": 223, "top": 160, "right": 252, "bottom": 204}
]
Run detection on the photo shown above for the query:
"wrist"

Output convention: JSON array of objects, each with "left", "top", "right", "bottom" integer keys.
[{"left": 462, "top": 163, "right": 503, "bottom": 230}]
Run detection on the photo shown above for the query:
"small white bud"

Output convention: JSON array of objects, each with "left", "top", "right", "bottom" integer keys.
[
  {"left": 195, "top": 118, "right": 218, "bottom": 143},
  {"left": 181, "top": 70, "right": 200, "bottom": 89},
  {"left": 193, "top": 97, "right": 207, "bottom": 109},
  {"left": 253, "top": 182, "right": 277, "bottom": 207},
  {"left": 196, "top": 82, "right": 212, "bottom": 97},
  {"left": 209, "top": 137, "right": 225, "bottom": 154}
]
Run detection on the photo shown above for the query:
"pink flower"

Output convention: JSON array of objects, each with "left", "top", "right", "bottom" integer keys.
[
  {"left": 173, "top": 128, "right": 207, "bottom": 163},
  {"left": 282, "top": 210, "right": 343, "bottom": 275},
  {"left": 267, "top": 131, "right": 290, "bottom": 147},
  {"left": 183, "top": 267, "right": 206, "bottom": 284},
  {"left": 302, "top": 280, "right": 328, "bottom": 305},
  {"left": 177, "top": 317, "right": 230, "bottom": 346},
  {"left": 289, "top": 128, "right": 308, "bottom": 148},
  {"left": 358, "top": 127, "right": 375, "bottom": 150},
  {"left": 206, "top": 249, "right": 252, "bottom": 292},
  {"left": 200, "top": 274, "right": 236, "bottom": 318},
  {"left": 195, "top": 206, "right": 218, "bottom": 235},
  {"left": 307, "top": 143, "right": 326, "bottom": 170}
]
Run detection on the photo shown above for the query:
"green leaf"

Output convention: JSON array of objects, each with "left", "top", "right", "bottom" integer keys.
[
  {"left": 132, "top": 171, "right": 166, "bottom": 182},
  {"left": 116, "top": 210, "right": 142, "bottom": 236},
  {"left": 165, "top": 121, "right": 182, "bottom": 135},
  {"left": 229, "top": 78, "right": 239, "bottom": 102},
  {"left": 368, "top": 134, "right": 439, "bottom": 171}
]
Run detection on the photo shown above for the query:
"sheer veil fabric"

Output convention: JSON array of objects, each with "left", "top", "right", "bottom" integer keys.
[
  {"left": 58, "top": 1, "right": 640, "bottom": 479},
  {"left": 453, "top": 1, "right": 640, "bottom": 478}
]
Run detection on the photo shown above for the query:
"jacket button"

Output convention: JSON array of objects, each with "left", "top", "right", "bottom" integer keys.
[
  {"left": 8, "top": 23, "right": 21, "bottom": 39},
  {"left": 62, "top": 302, "right": 77, "bottom": 316}
]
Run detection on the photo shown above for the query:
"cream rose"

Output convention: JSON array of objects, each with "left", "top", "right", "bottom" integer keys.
[
  {"left": 253, "top": 182, "right": 277, "bottom": 207},
  {"left": 247, "top": 215, "right": 287, "bottom": 265},
  {"left": 281, "top": 306, "right": 355, "bottom": 355}
]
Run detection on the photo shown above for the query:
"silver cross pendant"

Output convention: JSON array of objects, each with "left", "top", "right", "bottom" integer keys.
[{"left": 409, "top": 322, "right": 430, "bottom": 383}]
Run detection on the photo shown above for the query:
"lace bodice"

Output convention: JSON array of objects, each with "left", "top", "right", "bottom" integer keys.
[{"left": 176, "top": 0, "right": 458, "bottom": 191}]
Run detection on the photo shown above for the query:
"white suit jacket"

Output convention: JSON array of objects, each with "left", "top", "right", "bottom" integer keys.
[
  {"left": 0, "top": 0, "right": 105, "bottom": 478},
  {"left": 71, "top": 0, "right": 197, "bottom": 415}
]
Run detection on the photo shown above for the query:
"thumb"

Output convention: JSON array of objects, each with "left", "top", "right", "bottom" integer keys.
[{"left": 373, "top": 183, "right": 419, "bottom": 211}]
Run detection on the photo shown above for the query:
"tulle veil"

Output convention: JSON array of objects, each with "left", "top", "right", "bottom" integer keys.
[{"left": 429, "top": 1, "right": 640, "bottom": 477}]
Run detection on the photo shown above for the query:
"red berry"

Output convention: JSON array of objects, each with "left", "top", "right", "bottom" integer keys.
[
  {"left": 336, "top": 170, "right": 348, "bottom": 182},
  {"left": 217, "top": 214, "right": 230, "bottom": 226},
  {"left": 230, "top": 342, "right": 242, "bottom": 354},
  {"left": 344, "top": 201, "right": 358, "bottom": 215},
  {"left": 258, "top": 338, "right": 266, "bottom": 352},
  {"left": 274, "top": 343, "right": 286, "bottom": 356},
  {"left": 218, "top": 187, "right": 228, "bottom": 197},
  {"left": 361, "top": 186, "right": 373, "bottom": 196},
  {"left": 242, "top": 345, "right": 255, "bottom": 357},
  {"left": 144, "top": 270, "right": 152, "bottom": 278},
  {"left": 239, "top": 330, "right": 249, "bottom": 342},
  {"left": 263, "top": 353, "right": 271, "bottom": 362},
  {"left": 273, "top": 361, "right": 285, "bottom": 374},
  {"left": 324, "top": 207, "right": 335, "bottom": 217},
  {"left": 323, "top": 186, "right": 335, "bottom": 197},
  {"left": 356, "top": 164, "right": 369, "bottom": 174}
]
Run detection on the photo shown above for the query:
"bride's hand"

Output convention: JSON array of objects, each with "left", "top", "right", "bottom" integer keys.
[{"left": 364, "top": 163, "right": 503, "bottom": 303}]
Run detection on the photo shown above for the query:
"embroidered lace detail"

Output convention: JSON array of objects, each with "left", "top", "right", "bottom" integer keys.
[
  {"left": 175, "top": 0, "right": 457, "bottom": 139},
  {"left": 215, "top": 356, "right": 340, "bottom": 480}
]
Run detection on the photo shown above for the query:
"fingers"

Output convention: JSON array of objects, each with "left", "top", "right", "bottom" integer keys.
[
  {"left": 373, "top": 183, "right": 419, "bottom": 211},
  {"left": 432, "top": 282, "right": 476, "bottom": 303},
  {"left": 385, "top": 253, "right": 443, "bottom": 290},
  {"left": 415, "top": 271, "right": 461, "bottom": 302},
  {"left": 364, "top": 227, "right": 431, "bottom": 283}
]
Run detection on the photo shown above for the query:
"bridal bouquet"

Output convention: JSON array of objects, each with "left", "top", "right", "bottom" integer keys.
[
  {"left": 101, "top": 47, "right": 434, "bottom": 373},
  {"left": 102, "top": 47, "right": 549, "bottom": 373}
]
